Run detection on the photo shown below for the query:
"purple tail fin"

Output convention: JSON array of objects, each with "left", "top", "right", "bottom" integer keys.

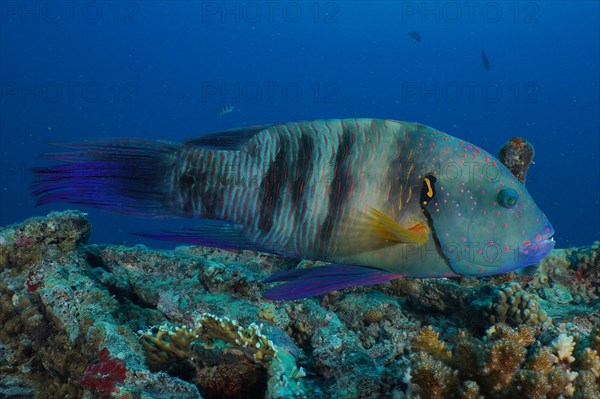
[
  {"left": 263, "top": 264, "right": 402, "bottom": 300},
  {"left": 31, "top": 139, "right": 181, "bottom": 218}
]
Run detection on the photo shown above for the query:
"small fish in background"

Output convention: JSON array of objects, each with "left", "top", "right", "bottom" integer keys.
[
  {"left": 216, "top": 104, "right": 234, "bottom": 116},
  {"left": 481, "top": 49, "right": 491, "bottom": 70},
  {"left": 408, "top": 31, "right": 421, "bottom": 42}
]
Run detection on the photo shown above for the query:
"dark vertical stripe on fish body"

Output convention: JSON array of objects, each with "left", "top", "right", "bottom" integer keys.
[
  {"left": 200, "top": 150, "right": 220, "bottom": 218},
  {"left": 169, "top": 147, "right": 232, "bottom": 220},
  {"left": 171, "top": 147, "right": 199, "bottom": 217},
  {"left": 258, "top": 133, "right": 290, "bottom": 232},
  {"left": 319, "top": 123, "right": 354, "bottom": 245},
  {"left": 291, "top": 133, "right": 314, "bottom": 214}
]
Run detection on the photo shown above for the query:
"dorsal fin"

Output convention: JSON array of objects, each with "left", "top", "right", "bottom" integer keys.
[{"left": 184, "top": 124, "right": 279, "bottom": 150}]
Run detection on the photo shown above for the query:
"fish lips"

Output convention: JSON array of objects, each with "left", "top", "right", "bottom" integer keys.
[{"left": 518, "top": 224, "right": 556, "bottom": 265}]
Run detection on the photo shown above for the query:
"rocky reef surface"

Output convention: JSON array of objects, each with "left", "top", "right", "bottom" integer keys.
[{"left": 0, "top": 211, "right": 598, "bottom": 398}]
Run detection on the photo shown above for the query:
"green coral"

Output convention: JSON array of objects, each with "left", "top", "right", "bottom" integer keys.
[{"left": 139, "top": 312, "right": 306, "bottom": 399}]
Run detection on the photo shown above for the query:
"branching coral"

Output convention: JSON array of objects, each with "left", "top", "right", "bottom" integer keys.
[
  {"left": 139, "top": 312, "right": 306, "bottom": 399},
  {"left": 571, "top": 323, "right": 600, "bottom": 398},
  {"left": 409, "top": 323, "right": 600, "bottom": 399},
  {"left": 411, "top": 326, "right": 451, "bottom": 361}
]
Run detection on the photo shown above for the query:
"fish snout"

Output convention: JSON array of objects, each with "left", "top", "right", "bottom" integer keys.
[{"left": 520, "top": 224, "right": 555, "bottom": 264}]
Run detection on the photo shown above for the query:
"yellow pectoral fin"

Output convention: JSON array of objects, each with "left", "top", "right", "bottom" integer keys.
[
  {"left": 365, "top": 207, "right": 429, "bottom": 245},
  {"left": 334, "top": 208, "right": 429, "bottom": 258}
]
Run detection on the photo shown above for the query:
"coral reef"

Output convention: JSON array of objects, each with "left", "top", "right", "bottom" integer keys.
[
  {"left": 478, "top": 282, "right": 550, "bottom": 327},
  {"left": 407, "top": 323, "right": 600, "bottom": 399},
  {"left": 530, "top": 242, "right": 600, "bottom": 305},
  {"left": 139, "top": 313, "right": 306, "bottom": 398},
  {"left": 0, "top": 211, "right": 598, "bottom": 398}
]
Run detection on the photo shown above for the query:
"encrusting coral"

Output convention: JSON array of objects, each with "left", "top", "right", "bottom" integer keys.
[{"left": 139, "top": 312, "right": 306, "bottom": 399}]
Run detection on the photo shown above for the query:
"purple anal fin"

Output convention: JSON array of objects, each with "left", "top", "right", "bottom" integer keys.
[{"left": 263, "top": 264, "right": 402, "bottom": 301}]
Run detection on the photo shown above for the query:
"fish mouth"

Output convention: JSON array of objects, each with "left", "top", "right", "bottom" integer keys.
[{"left": 520, "top": 225, "right": 555, "bottom": 264}]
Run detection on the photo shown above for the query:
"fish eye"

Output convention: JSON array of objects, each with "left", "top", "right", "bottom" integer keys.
[
  {"left": 497, "top": 188, "right": 519, "bottom": 209},
  {"left": 420, "top": 175, "right": 437, "bottom": 206}
]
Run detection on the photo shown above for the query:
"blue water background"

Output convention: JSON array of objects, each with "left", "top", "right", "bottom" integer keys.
[{"left": 1, "top": 1, "right": 598, "bottom": 248}]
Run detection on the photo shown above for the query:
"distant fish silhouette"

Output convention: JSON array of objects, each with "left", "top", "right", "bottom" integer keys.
[
  {"left": 408, "top": 31, "right": 421, "bottom": 43},
  {"left": 216, "top": 104, "right": 234, "bottom": 116},
  {"left": 481, "top": 49, "right": 491, "bottom": 71}
]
